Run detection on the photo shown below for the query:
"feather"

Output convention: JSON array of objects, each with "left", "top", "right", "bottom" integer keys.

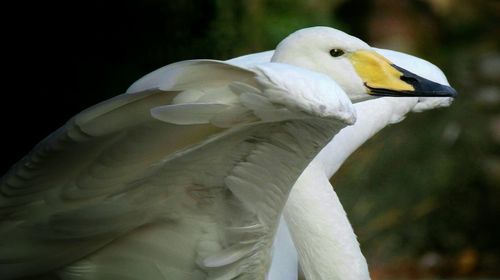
[{"left": 151, "top": 103, "right": 229, "bottom": 125}]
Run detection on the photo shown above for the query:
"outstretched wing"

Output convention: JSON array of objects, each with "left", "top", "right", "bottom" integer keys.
[{"left": 0, "top": 61, "right": 355, "bottom": 280}]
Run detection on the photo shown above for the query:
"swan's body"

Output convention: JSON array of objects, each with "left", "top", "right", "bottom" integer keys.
[{"left": 0, "top": 27, "right": 455, "bottom": 279}]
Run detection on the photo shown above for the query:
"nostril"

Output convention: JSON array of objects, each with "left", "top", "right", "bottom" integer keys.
[{"left": 401, "top": 76, "right": 418, "bottom": 84}]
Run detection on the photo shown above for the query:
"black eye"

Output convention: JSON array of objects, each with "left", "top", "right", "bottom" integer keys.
[{"left": 329, "top": 48, "right": 344, "bottom": 57}]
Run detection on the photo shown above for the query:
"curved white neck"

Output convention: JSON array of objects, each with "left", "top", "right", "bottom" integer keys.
[
  {"left": 283, "top": 161, "right": 369, "bottom": 280},
  {"left": 281, "top": 98, "right": 418, "bottom": 279}
]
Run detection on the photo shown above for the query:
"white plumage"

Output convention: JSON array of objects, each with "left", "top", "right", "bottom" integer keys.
[
  {"left": 229, "top": 46, "right": 454, "bottom": 280},
  {"left": 0, "top": 27, "right": 455, "bottom": 280},
  {"left": 280, "top": 55, "right": 454, "bottom": 280}
]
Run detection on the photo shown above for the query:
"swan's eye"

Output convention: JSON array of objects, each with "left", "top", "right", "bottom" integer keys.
[{"left": 329, "top": 49, "right": 344, "bottom": 57}]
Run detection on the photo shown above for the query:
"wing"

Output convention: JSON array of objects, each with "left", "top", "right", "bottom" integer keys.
[{"left": 0, "top": 60, "right": 355, "bottom": 280}]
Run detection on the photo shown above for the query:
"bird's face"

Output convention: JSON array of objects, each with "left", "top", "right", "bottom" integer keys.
[{"left": 271, "top": 27, "right": 457, "bottom": 102}]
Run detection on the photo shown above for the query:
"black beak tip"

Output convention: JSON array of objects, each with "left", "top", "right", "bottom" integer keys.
[
  {"left": 393, "top": 64, "right": 458, "bottom": 98},
  {"left": 437, "top": 84, "right": 458, "bottom": 98},
  {"left": 448, "top": 86, "right": 458, "bottom": 98}
]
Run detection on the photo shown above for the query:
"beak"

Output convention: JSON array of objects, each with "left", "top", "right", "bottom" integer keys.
[{"left": 349, "top": 50, "right": 457, "bottom": 98}]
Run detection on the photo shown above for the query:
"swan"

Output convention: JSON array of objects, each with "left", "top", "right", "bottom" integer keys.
[
  {"left": 280, "top": 55, "right": 454, "bottom": 280},
  {"left": 230, "top": 47, "right": 455, "bottom": 280},
  {"left": 0, "top": 27, "right": 455, "bottom": 279}
]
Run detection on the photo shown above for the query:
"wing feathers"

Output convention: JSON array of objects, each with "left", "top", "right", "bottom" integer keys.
[
  {"left": 1, "top": 59, "right": 355, "bottom": 279},
  {"left": 126, "top": 60, "right": 256, "bottom": 94},
  {"left": 151, "top": 103, "right": 229, "bottom": 125}
]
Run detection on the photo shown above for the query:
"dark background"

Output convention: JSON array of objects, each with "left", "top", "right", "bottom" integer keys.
[{"left": 3, "top": 0, "right": 499, "bottom": 278}]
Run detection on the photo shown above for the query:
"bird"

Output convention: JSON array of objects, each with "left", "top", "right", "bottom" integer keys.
[
  {"left": 279, "top": 54, "right": 455, "bottom": 280},
  {"left": 228, "top": 46, "right": 455, "bottom": 280},
  {"left": 0, "top": 27, "right": 456, "bottom": 280}
]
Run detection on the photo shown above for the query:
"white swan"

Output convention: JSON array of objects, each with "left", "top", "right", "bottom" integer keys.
[
  {"left": 230, "top": 46, "right": 455, "bottom": 280},
  {"left": 0, "top": 27, "right": 455, "bottom": 280},
  {"left": 282, "top": 54, "right": 454, "bottom": 280}
]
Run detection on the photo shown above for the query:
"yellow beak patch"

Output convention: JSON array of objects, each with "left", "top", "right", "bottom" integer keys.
[{"left": 349, "top": 50, "right": 414, "bottom": 93}]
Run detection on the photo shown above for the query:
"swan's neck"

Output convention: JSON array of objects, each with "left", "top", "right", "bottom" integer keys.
[
  {"left": 278, "top": 98, "right": 419, "bottom": 279},
  {"left": 283, "top": 162, "right": 370, "bottom": 280},
  {"left": 268, "top": 217, "right": 299, "bottom": 280}
]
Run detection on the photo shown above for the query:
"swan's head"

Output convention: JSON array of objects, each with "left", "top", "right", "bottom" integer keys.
[{"left": 271, "top": 27, "right": 457, "bottom": 102}]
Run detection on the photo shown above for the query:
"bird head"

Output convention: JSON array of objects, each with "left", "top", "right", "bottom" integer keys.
[{"left": 271, "top": 27, "right": 457, "bottom": 102}]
